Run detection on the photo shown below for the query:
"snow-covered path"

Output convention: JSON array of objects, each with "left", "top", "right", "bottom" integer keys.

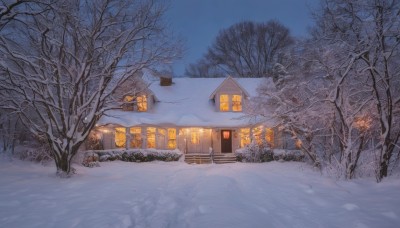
[{"left": 0, "top": 160, "right": 399, "bottom": 228}]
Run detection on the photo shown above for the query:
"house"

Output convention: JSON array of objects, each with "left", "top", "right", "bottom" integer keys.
[{"left": 91, "top": 75, "right": 297, "bottom": 162}]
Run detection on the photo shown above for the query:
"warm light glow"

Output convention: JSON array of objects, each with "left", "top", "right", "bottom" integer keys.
[
  {"left": 137, "top": 95, "right": 147, "bottom": 112},
  {"left": 222, "top": 131, "right": 230, "bottom": 139},
  {"left": 232, "top": 95, "right": 242, "bottom": 111},
  {"left": 240, "top": 128, "right": 251, "bottom": 148},
  {"left": 191, "top": 128, "right": 200, "bottom": 144},
  {"left": 167, "top": 128, "right": 176, "bottom": 149},
  {"left": 115, "top": 127, "right": 126, "bottom": 148},
  {"left": 220, "top": 94, "right": 229, "bottom": 111},
  {"left": 354, "top": 116, "right": 371, "bottom": 132},
  {"left": 123, "top": 95, "right": 135, "bottom": 111},
  {"left": 147, "top": 127, "right": 156, "bottom": 148},
  {"left": 130, "top": 127, "right": 142, "bottom": 148},
  {"left": 295, "top": 139, "right": 302, "bottom": 149},
  {"left": 253, "top": 126, "right": 263, "bottom": 145},
  {"left": 265, "top": 128, "right": 274, "bottom": 148}
]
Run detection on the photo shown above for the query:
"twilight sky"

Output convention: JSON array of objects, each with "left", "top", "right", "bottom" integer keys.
[{"left": 165, "top": 0, "right": 319, "bottom": 76}]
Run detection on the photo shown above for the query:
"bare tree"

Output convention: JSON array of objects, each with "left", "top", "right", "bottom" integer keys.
[
  {"left": 0, "top": 0, "right": 181, "bottom": 176},
  {"left": 186, "top": 20, "right": 294, "bottom": 78},
  {"left": 312, "top": 0, "right": 400, "bottom": 181}
]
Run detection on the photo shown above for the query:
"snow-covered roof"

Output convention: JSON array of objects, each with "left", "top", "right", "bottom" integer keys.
[{"left": 98, "top": 77, "right": 271, "bottom": 128}]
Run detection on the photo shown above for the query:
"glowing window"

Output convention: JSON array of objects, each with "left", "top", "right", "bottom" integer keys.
[
  {"left": 115, "top": 127, "right": 126, "bottom": 148},
  {"left": 137, "top": 95, "right": 147, "bottom": 112},
  {"left": 130, "top": 127, "right": 142, "bottom": 148},
  {"left": 232, "top": 95, "right": 242, "bottom": 111},
  {"left": 240, "top": 128, "right": 251, "bottom": 148},
  {"left": 147, "top": 127, "right": 156, "bottom": 148},
  {"left": 222, "top": 131, "right": 230, "bottom": 139},
  {"left": 191, "top": 129, "right": 200, "bottom": 144},
  {"left": 122, "top": 95, "right": 134, "bottom": 111},
  {"left": 253, "top": 126, "right": 263, "bottom": 145},
  {"left": 167, "top": 128, "right": 176, "bottom": 149},
  {"left": 265, "top": 128, "right": 274, "bottom": 148},
  {"left": 220, "top": 94, "right": 229, "bottom": 111},
  {"left": 295, "top": 139, "right": 302, "bottom": 149}
]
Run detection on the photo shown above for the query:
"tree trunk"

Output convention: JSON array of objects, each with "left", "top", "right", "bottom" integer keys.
[{"left": 55, "top": 152, "right": 73, "bottom": 178}]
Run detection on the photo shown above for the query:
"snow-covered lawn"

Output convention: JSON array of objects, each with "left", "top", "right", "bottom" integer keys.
[{"left": 0, "top": 160, "right": 399, "bottom": 228}]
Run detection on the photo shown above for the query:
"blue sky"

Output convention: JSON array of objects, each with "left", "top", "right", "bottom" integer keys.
[{"left": 166, "top": 0, "right": 318, "bottom": 76}]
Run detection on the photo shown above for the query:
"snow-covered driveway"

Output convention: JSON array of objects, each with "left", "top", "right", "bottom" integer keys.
[{"left": 0, "top": 161, "right": 399, "bottom": 228}]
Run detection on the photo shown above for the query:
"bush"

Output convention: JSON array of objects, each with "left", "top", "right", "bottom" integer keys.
[
  {"left": 83, "top": 149, "right": 182, "bottom": 164},
  {"left": 235, "top": 142, "right": 304, "bottom": 163}
]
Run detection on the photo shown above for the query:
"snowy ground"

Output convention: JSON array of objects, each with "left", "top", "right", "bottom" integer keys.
[{"left": 0, "top": 160, "right": 399, "bottom": 228}]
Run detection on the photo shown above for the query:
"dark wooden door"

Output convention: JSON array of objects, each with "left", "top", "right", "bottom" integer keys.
[{"left": 221, "top": 130, "right": 232, "bottom": 153}]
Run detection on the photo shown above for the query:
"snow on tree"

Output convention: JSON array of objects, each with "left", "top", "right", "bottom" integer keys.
[{"left": 0, "top": 0, "right": 182, "bottom": 176}]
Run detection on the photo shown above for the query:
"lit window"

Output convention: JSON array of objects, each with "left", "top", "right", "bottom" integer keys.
[
  {"left": 191, "top": 129, "right": 200, "bottom": 144},
  {"left": 220, "top": 94, "right": 229, "bottom": 111},
  {"left": 130, "top": 127, "right": 142, "bottom": 148},
  {"left": 122, "top": 95, "right": 134, "bottom": 111},
  {"left": 265, "top": 128, "right": 274, "bottom": 148},
  {"left": 253, "top": 126, "right": 263, "bottom": 145},
  {"left": 240, "top": 128, "right": 250, "bottom": 148},
  {"left": 115, "top": 127, "right": 126, "bottom": 148},
  {"left": 223, "top": 131, "right": 230, "bottom": 139},
  {"left": 167, "top": 128, "right": 176, "bottom": 149},
  {"left": 137, "top": 95, "right": 147, "bottom": 112},
  {"left": 295, "top": 139, "right": 302, "bottom": 149},
  {"left": 147, "top": 127, "right": 156, "bottom": 148},
  {"left": 232, "top": 95, "right": 242, "bottom": 111}
]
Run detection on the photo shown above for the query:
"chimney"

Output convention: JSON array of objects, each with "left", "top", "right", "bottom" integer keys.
[{"left": 160, "top": 76, "right": 172, "bottom": 86}]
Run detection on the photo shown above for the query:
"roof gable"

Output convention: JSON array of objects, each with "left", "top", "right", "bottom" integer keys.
[{"left": 209, "top": 76, "right": 250, "bottom": 99}]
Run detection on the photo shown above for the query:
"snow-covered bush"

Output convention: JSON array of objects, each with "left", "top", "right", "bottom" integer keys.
[
  {"left": 83, "top": 149, "right": 182, "bottom": 164},
  {"left": 236, "top": 142, "right": 273, "bottom": 163},
  {"left": 235, "top": 142, "right": 304, "bottom": 163},
  {"left": 14, "top": 144, "right": 53, "bottom": 164}
]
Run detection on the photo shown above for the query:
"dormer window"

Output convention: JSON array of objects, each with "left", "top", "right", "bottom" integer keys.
[
  {"left": 232, "top": 95, "right": 242, "bottom": 111},
  {"left": 122, "top": 94, "right": 147, "bottom": 112},
  {"left": 219, "top": 94, "right": 242, "bottom": 112},
  {"left": 137, "top": 95, "right": 147, "bottom": 112},
  {"left": 220, "top": 94, "right": 229, "bottom": 111}
]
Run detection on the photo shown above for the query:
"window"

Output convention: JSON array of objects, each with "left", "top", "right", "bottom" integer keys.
[
  {"left": 130, "top": 127, "right": 142, "bottom": 148},
  {"left": 232, "top": 95, "right": 242, "bottom": 111},
  {"left": 137, "top": 95, "right": 147, "bottom": 112},
  {"left": 220, "top": 94, "right": 229, "bottom": 111},
  {"left": 191, "top": 129, "right": 200, "bottom": 144},
  {"left": 240, "top": 128, "right": 250, "bottom": 148},
  {"left": 122, "top": 95, "right": 134, "bottom": 111},
  {"left": 167, "top": 128, "right": 176, "bottom": 149},
  {"left": 115, "top": 127, "right": 126, "bottom": 148},
  {"left": 147, "top": 127, "right": 156, "bottom": 148},
  {"left": 265, "top": 128, "right": 274, "bottom": 148},
  {"left": 253, "top": 126, "right": 263, "bottom": 145}
]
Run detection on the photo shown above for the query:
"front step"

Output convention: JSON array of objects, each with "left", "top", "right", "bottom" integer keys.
[
  {"left": 213, "top": 154, "right": 237, "bottom": 164},
  {"left": 185, "top": 154, "right": 212, "bottom": 164}
]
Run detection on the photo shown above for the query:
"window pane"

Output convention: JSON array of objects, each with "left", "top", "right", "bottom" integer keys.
[
  {"left": 265, "top": 128, "right": 274, "bottom": 148},
  {"left": 220, "top": 94, "right": 229, "bottom": 111},
  {"left": 122, "top": 95, "right": 134, "bottom": 111},
  {"left": 130, "top": 127, "right": 142, "bottom": 148},
  {"left": 191, "top": 129, "right": 200, "bottom": 144},
  {"left": 240, "top": 128, "right": 250, "bottom": 148},
  {"left": 137, "top": 95, "right": 147, "bottom": 112},
  {"left": 147, "top": 127, "right": 156, "bottom": 148},
  {"left": 167, "top": 128, "right": 176, "bottom": 149},
  {"left": 232, "top": 95, "right": 242, "bottom": 111},
  {"left": 253, "top": 126, "right": 263, "bottom": 145},
  {"left": 115, "top": 127, "right": 126, "bottom": 148}
]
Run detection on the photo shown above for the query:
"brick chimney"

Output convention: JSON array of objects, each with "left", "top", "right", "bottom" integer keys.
[{"left": 160, "top": 76, "right": 172, "bottom": 86}]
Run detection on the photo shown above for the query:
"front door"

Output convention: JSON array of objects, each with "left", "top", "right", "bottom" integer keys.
[{"left": 221, "top": 130, "right": 232, "bottom": 153}]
